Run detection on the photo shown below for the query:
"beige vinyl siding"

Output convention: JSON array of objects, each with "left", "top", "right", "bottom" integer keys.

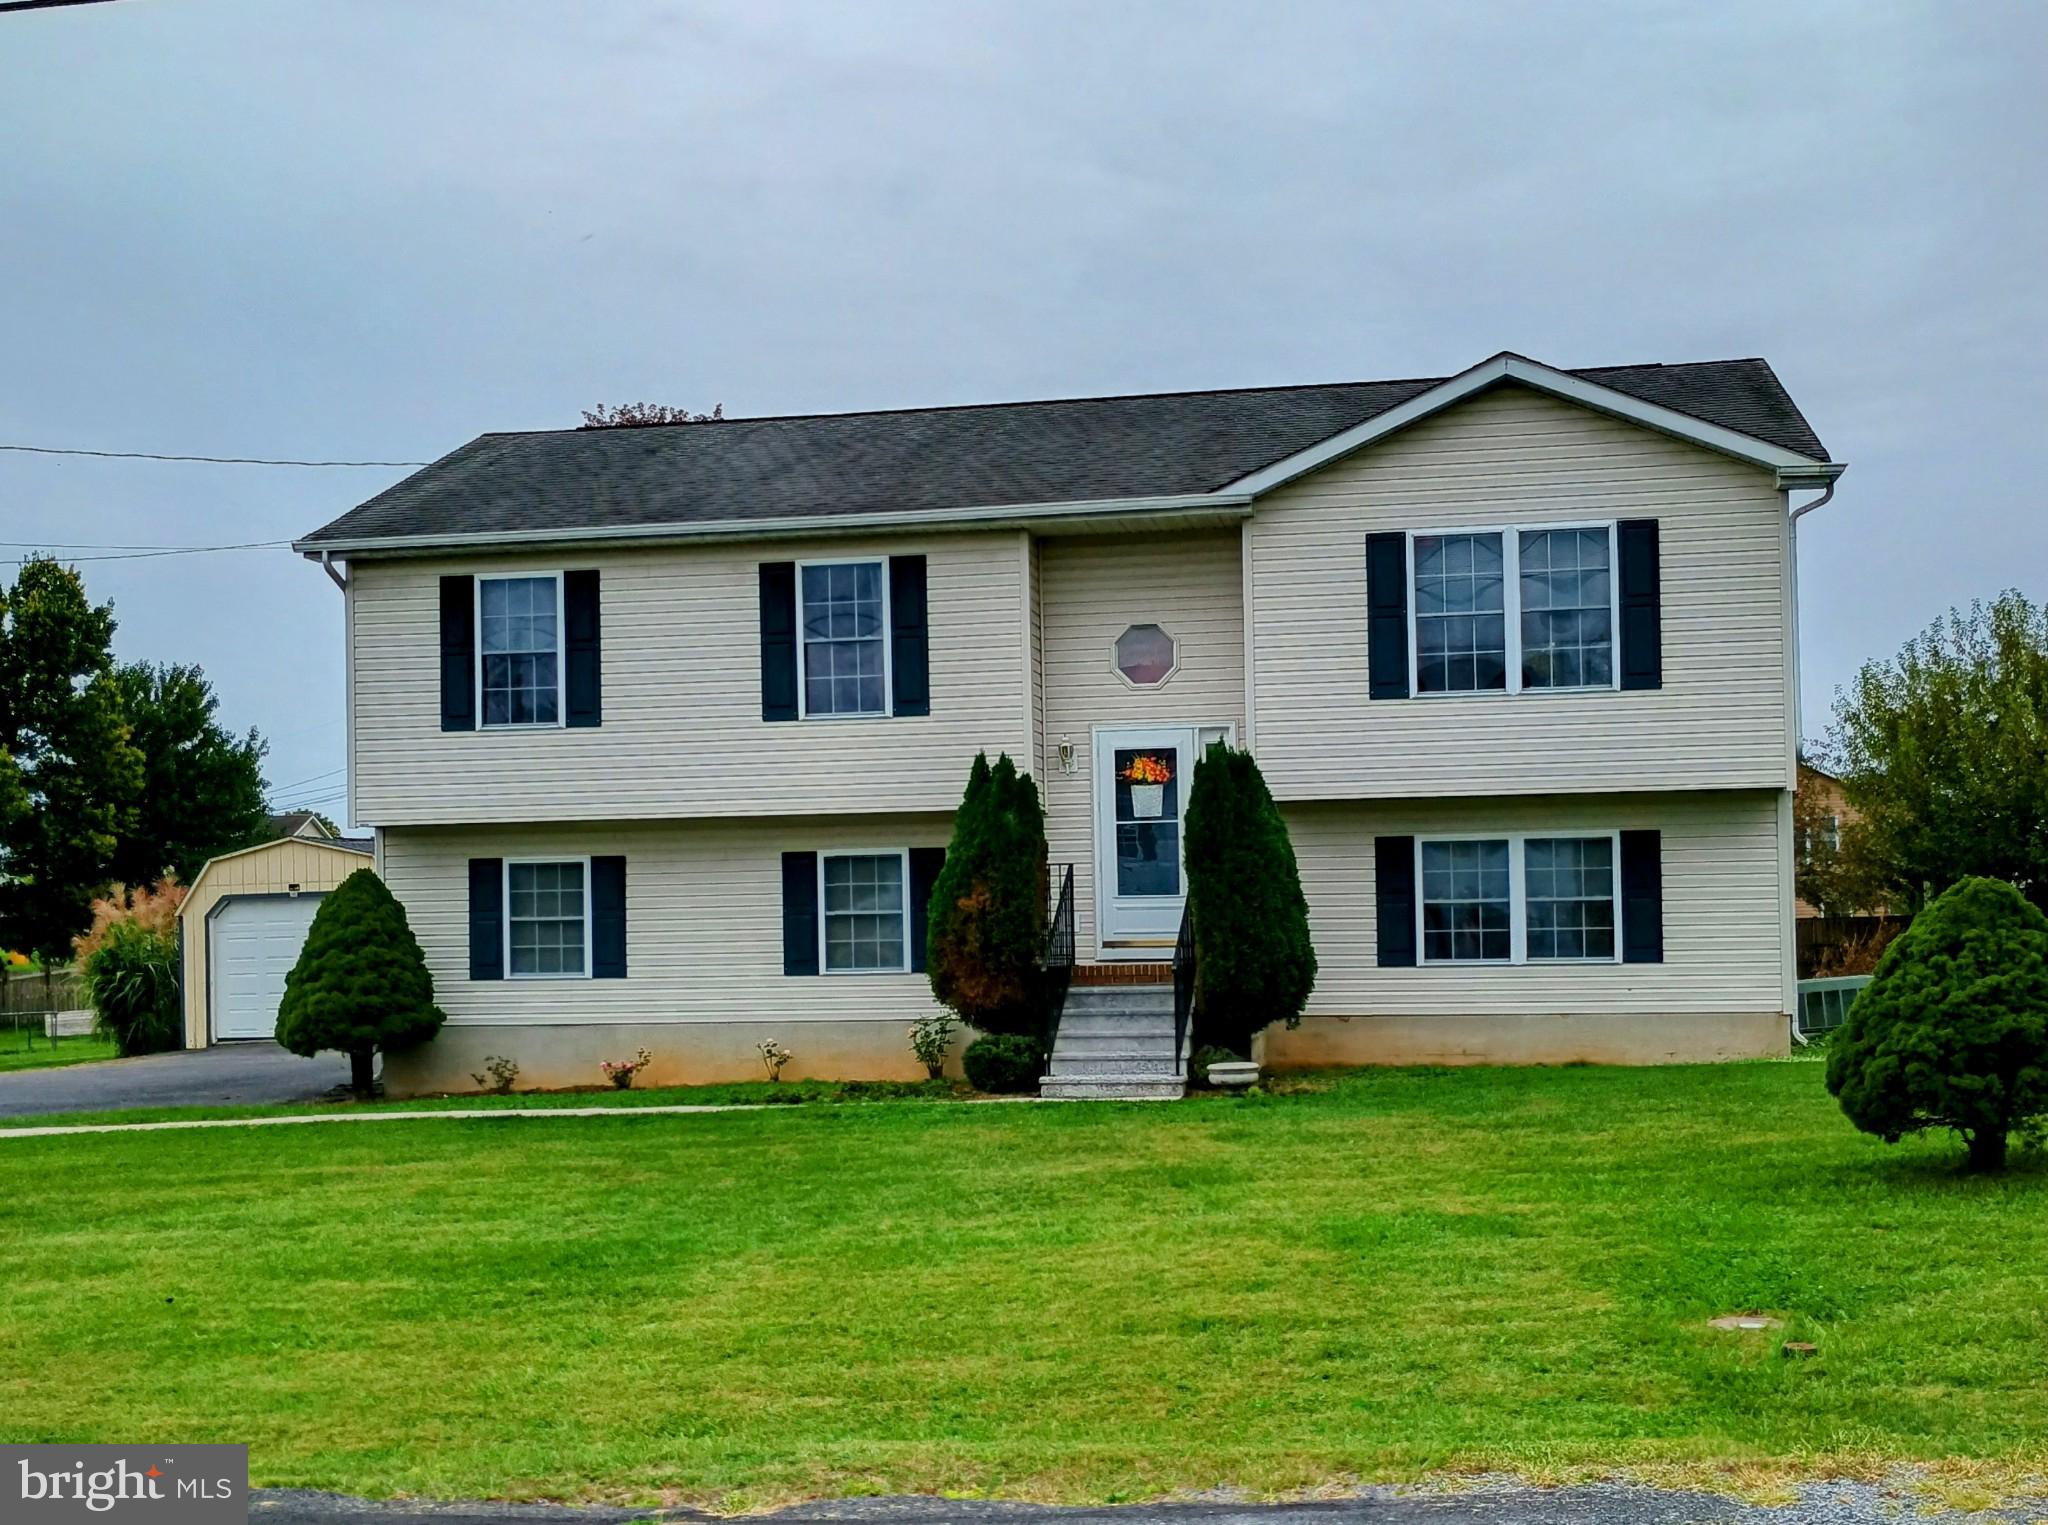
[
  {"left": 177, "top": 838, "right": 374, "bottom": 1047},
  {"left": 379, "top": 817, "right": 952, "bottom": 1027},
  {"left": 1036, "top": 529, "right": 1245, "bottom": 955},
  {"left": 1283, "top": 788, "right": 1789, "bottom": 1020},
  {"left": 349, "top": 532, "right": 1028, "bottom": 827},
  {"left": 1251, "top": 385, "right": 1794, "bottom": 799}
]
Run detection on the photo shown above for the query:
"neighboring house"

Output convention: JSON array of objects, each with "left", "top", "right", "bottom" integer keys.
[
  {"left": 295, "top": 351, "right": 1843, "bottom": 1092},
  {"left": 268, "top": 810, "right": 337, "bottom": 841},
  {"left": 1794, "top": 761, "right": 1853, "bottom": 919}
]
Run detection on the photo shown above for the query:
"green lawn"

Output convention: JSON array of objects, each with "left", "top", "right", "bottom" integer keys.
[
  {"left": 0, "top": 1062, "right": 2042, "bottom": 1509},
  {"left": 0, "top": 1034, "right": 117, "bottom": 1073}
]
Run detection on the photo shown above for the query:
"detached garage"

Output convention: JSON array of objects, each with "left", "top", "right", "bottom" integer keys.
[{"left": 178, "top": 835, "right": 375, "bottom": 1047}]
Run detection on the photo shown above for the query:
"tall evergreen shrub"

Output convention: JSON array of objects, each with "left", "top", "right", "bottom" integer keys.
[
  {"left": 1826, "top": 875, "right": 2048, "bottom": 1172},
  {"left": 927, "top": 752, "right": 1048, "bottom": 1037},
  {"left": 276, "top": 869, "right": 445, "bottom": 1097},
  {"left": 1182, "top": 740, "right": 1316, "bottom": 1056}
]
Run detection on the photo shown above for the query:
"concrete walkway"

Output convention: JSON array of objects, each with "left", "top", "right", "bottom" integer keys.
[{"left": 0, "top": 1041, "right": 350, "bottom": 1119}]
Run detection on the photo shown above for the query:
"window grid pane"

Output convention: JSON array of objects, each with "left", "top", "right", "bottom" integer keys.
[
  {"left": 1419, "top": 839, "right": 1511, "bottom": 962},
  {"left": 823, "top": 854, "right": 906, "bottom": 970},
  {"left": 802, "top": 563, "right": 887, "bottom": 716},
  {"left": 1524, "top": 837, "right": 1616, "bottom": 961},
  {"left": 480, "top": 576, "right": 561, "bottom": 725},
  {"left": 1414, "top": 534, "right": 1506, "bottom": 693},
  {"left": 1518, "top": 529, "right": 1613, "bottom": 690},
  {"left": 507, "top": 860, "right": 586, "bottom": 976}
]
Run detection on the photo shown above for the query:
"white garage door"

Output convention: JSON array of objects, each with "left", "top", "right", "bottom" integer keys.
[{"left": 211, "top": 895, "right": 323, "bottom": 1040}]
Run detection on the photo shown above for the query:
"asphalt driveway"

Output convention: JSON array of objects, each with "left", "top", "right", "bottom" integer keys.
[{"left": 0, "top": 1041, "right": 352, "bottom": 1118}]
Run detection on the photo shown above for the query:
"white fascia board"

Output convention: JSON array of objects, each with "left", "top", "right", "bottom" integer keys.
[
  {"left": 1222, "top": 352, "right": 1842, "bottom": 496},
  {"left": 293, "top": 490, "right": 1254, "bottom": 559}
]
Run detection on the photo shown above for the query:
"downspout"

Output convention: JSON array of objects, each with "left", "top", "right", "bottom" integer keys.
[
  {"left": 1779, "top": 466, "right": 1846, "bottom": 748},
  {"left": 1780, "top": 467, "right": 1844, "bottom": 1045},
  {"left": 319, "top": 550, "right": 347, "bottom": 592}
]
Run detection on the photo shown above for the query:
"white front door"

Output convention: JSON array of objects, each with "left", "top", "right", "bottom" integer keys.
[
  {"left": 1094, "top": 725, "right": 1231, "bottom": 957},
  {"left": 210, "top": 895, "right": 322, "bottom": 1040}
]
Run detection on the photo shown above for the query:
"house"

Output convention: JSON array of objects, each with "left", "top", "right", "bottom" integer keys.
[
  {"left": 1794, "top": 760, "right": 1854, "bottom": 918},
  {"left": 295, "top": 351, "right": 1842, "bottom": 1094},
  {"left": 267, "top": 810, "right": 345, "bottom": 842}
]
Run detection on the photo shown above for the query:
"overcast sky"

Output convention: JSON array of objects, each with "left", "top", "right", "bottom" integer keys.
[{"left": 4, "top": 1, "right": 2043, "bottom": 825}]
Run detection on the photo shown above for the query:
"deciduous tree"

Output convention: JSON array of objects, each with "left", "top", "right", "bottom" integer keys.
[
  {"left": 1826, "top": 591, "right": 2048, "bottom": 911},
  {"left": 108, "top": 662, "right": 269, "bottom": 887},
  {"left": 0, "top": 557, "right": 143, "bottom": 969}
]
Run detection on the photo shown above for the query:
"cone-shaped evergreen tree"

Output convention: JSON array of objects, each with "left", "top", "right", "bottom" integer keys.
[
  {"left": 927, "top": 751, "right": 1048, "bottom": 1037},
  {"left": 1826, "top": 875, "right": 2048, "bottom": 1172},
  {"left": 276, "top": 868, "right": 445, "bottom": 1096},
  {"left": 1183, "top": 740, "right": 1316, "bottom": 1056}
]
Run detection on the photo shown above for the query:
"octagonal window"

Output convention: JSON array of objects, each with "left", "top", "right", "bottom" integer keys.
[{"left": 1114, "top": 623, "right": 1177, "bottom": 686}]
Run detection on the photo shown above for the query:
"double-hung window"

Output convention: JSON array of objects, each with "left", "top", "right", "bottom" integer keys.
[
  {"left": 1410, "top": 524, "right": 1616, "bottom": 695},
  {"left": 506, "top": 858, "right": 589, "bottom": 977},
  {"left": 1417, "top": 832, "right": 1619, "bottom": 965},
  {"left": 800, "top": 561, "right": 889, "bottom": 717},
  {"left": 479, "top": 574, "right": 562, "bottom": 726},
  {"left": 820, "top": 850, "right": 908, "bottom": 972}
]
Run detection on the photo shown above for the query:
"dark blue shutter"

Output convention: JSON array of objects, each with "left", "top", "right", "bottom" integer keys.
[
  {"left": 468, "top": 858, "right": 504, "bottom": 980},
  {"left": 564, "top": 569, "right": 602, "bottom": 727},
  {"left": 1366, "top": 533, "right": 1410, "bottom": 700},
  {"left": 440, "top": 576, "right": 475, "bottom": 731},
  {"left": 781, "top": 851, "right": 819, "bottom": 975},
  {"left": 1618, "top": 519, "right": 1662, "bottom": 691},
  {"left": 1621, "top": 830, "right": 1663, "bottom": 964},
  {"left": 889, "top": 556, "right": 930, "bottom": 717},
  {"left": 908, "top": 846, "right": 945, "bottom": 973},
  {"left": 591, "top": 856, "right": 626, "bottom": 978},
  {"left": 760, "top": 562, "right": 799, "bottom": 722},
  {"left": 1375, "top": 836, "right": 1417, "bottom": 967}
]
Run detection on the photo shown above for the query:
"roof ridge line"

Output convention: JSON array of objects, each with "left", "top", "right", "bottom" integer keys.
[{"left": 477, "top": 373, "right": 1463, "bottom": 440}]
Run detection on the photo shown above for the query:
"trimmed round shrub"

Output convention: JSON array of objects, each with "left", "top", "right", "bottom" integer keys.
[
  {"left": 962, "top": 1032, "right": 1044, "bottom": 1094},
  {"left": 277, "top": 869, "right": 445, "bottom": 1097},
  {"left": 83, "top": 918, "right": 181, "bottom": 1056},
  {"left": 927, "top": 752, "right": 1048, "bottom": 1037},
  {"left": 1826, "top": 875, "right": 2048, "bottom": 1172},
  {"left": 1183, "top": 740, "right": 1316, "bottom": 1056}
]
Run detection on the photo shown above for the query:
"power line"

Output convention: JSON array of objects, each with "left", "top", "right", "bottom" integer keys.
[
  {"left": 267, "top": 765, "right": 346, "bottom": 794},
  {"left": 0, "top": 443, "right": 425, "bottom": 468},
  {"left": 0, "top": 540, "right": 292, "bottom": 567}
]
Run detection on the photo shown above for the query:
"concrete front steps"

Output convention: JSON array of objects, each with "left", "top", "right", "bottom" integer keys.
[{"left": 1040, "top": 984, "right": 1185, "bottom": 1101}]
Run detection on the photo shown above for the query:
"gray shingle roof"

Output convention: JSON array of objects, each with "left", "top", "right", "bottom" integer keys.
[{"left": 302, "top": 357, "right": 1829, "bottom": 547}]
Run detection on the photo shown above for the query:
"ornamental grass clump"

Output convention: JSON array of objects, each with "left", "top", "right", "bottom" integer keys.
[
  {"left": 82, "top": 918, "right": 181, "bottom": 1057},
  {"left": 1826, "top": 875, "right": 2048, "bottom": 1172},
  {"left": 1182, "top": 740, "right": 1316, "bottom": 1057},
  {"left": 276, "top": 869, "right": 445, "bottom": 1098}
]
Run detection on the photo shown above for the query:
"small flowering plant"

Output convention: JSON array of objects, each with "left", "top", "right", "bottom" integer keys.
[
  {"left": 1120, "top": 754, "right": 1173, "bottom": 785},
  {"left": 758, "top": 1037, "right": 792, "bottom": 1081},
  {"left": 909, "top": 1013, "right": 956, "bottom": 1080},
  {"left": 600, "top": 1047, "right": 653, "bottom": 1090}
]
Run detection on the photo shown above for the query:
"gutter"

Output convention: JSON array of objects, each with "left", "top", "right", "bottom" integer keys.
[{"left": 293, "top": 490, "right": 1257, "bottom": 560}]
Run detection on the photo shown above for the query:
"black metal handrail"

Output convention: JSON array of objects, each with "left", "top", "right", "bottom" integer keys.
[
  {"left": 1039, "top": 863, "right": 1075, "bottom": 1057},
  {"left": 1171, "top": 900, "right": 1195, "bottom": 1077}
]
